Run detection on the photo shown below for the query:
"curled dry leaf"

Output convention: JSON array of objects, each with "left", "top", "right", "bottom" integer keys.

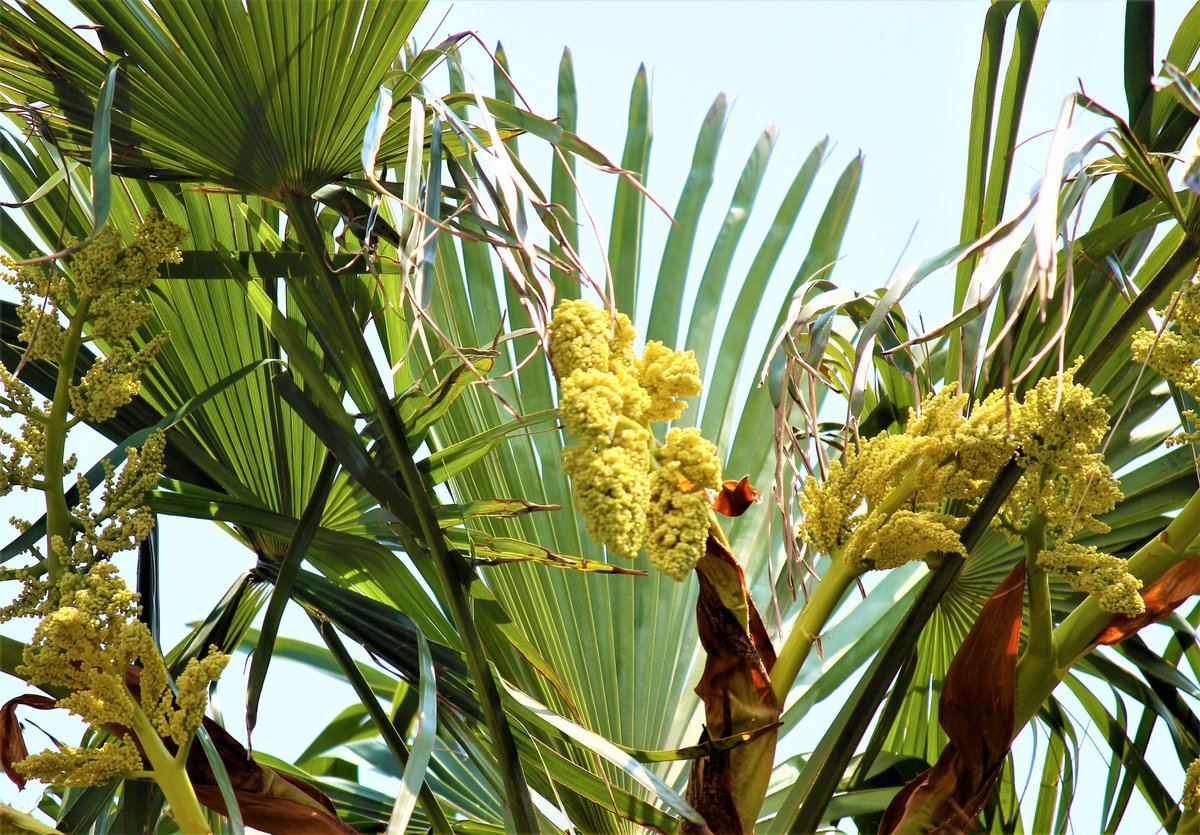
[
  {"left": 682, "top": 534, "right": 779, "bottom": 835},
  {"left": 880, "top": 561, "right": 1026, "bottom": 834},
  {"left": 711, "top": 477, "right": 760, "bottom": 518},
  {"left": 1094, "top": 554, "right": 1200, "bottom": 646},
  {"left": 0, "top": 694, "right": 58, "bottom": 790}
]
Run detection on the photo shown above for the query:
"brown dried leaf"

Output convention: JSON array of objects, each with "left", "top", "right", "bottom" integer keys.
[
  {"left": 1094, "top": 554, "right": 1200, "bottom": 646},
  {"left": 183, "top": 716, "right": 351, "bottom": 833},
  {"left": 682, "top": 535, "right": 779, "bottom": 835},
  {"left": 880, "top": 560, "right": 1026, "bottom": 834},
  {"left": 122, "top": 666, "right": 351, "bottom": 833},
  {"left": 711, "top": 477, "right": 760, "bottom": 518},
  {"left": 0, "top": 694, "right": 58, "bottom": 790}
]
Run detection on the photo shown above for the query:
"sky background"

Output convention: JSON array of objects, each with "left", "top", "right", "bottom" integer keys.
[{"left": 1, "top": 1, "right": 1196, "bottom": 831}]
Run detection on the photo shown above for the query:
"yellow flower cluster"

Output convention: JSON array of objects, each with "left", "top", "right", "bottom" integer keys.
[
  {"left": 799, "top": 388, "right": 1009, "bottom": 571},
  {"left": 1036, "top": 544, "right": 1144, "bottom": 616},
  {"left": 801, "top": 363, "right": 1129, "bottom": 583},
  {"left": 5, "top": 253, "right": 69, "bottom": 364},
  {"left": 549, "top": 300, "right": 717, "bottom": 578},
  {"left": 997, "top": 363, "right": 1121, "bottom": 539},
  {"left": 561, "top": 426, "right": 652, "bottom": 558},
  {"left": 17, "top": 739, "right": 143, "bottom": 788},
  {"left": 17, "top": 563, "right": 228, "bottom": 785},
  {"left": 71, "top": 220, "right": 185, "bottom": 342},
  {"left": 845, "top": 510, "right": 967, "bottom": 571},
  {"left": 1185, "top": 756, "right": 1200, "bottom": 811},
  {"left": 70, "top": 333, "right": 170, "bottom": 423},
  {"left": 0, "top": 387, "right": 47, "bottom": 497},
  {"left": 645, "top": 428, "right": 722, "bottom": 579},
  {"left": 645, "top": 469, "right": 712, "bottom": 580},
  {"left": 639, "top": 342, "right": 704, "bottom": 423},
  {"left": 76, "top": 431, "right": 167, "bottom": 559},
  {"left": 1132, "top": 279, "right": 1200, "bottom": 400}
]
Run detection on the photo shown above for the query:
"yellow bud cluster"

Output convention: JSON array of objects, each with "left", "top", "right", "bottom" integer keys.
[
  {"left": 1185, "top": 756, "right": 1200, "bottom": 811},
  {"left": 0, "top": 367, "right": 47, "bottom": 498},
  {"left": 70, "top": 333, "right": 170, "bottom": 423},
  {"left": 4, "top": 255, "right": 70, "bottom": 364},
  {"left": 1132, "top": 280, "right": 1200, "bottom": 400},
  {"left": 799, "top": 387, "right": 1007, "bottom": 571},
  {"left": 549, "top": 300, "right": 619, "bottom": 376},
  {"left": 16, "top": 297, "right": 66, "bottom": 364},
  {"left": 16, "top": 738, "right": 142, "bottom": 787},
  {"left": 1036, "top": 544, "right": 1144, "bottom": 616},
  {"left": 71, "top": 217, "right": 185, "bottom": 342},
  {"left": 17, "top": 563, "right": 228, "bottom": 785},
  {"left": 561, "top": 426, "right": 652, "bottom": 558},
  {"left": 844, "top": 510, "right": 967, "bottom": 572},
  {"left": 558, "top": 369, "right": 648, "bottom": 438},
  {"left": 645, "top": 469, "right": 711, "bottom": 580},
  {"left": 83, "top": 431, "right": 167, "bottom": 558},
  {"left": 656, "top": 428, "right": 721, "bottom": 492},
  {"left": 999, "top": 362, "right": 1121, "bottom": 543},
  {"left": 549, "top": 300, "right": 716, "bottom": 578},
  {"left": 639, "top": 342, "right": 702, "bottom": 422},
  {"left": 160, "top": 651, "right": 229, "bottom": 746}
]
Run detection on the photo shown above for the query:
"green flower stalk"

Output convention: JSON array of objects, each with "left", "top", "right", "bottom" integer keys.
[{"left": 0, "top": 218, "right": 225, "bottom": 834}]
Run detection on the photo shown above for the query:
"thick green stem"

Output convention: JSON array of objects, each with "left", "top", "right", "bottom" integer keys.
[
  {"left": 1021, "top": 513, "right": 1054, "bottom": 664},
  {"left": 1015, "top": 485, "right": 1200, "bottom": 729},
  {"left": 282, "top": 194, "right": 539, "bottom": 833},
  {"left": 771, "top": 553, "right": 861, "bottom": 705},
  {"left": 43, "top": 295, "right": 91, "bottom": 583},
  {"left": 129, "top": 707, "right": 210, "bottom": 835},
  {"left": 772, "top": 469, "right": 918, "bottom": 706}
]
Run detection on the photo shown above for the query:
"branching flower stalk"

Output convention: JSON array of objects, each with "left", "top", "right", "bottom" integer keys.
[
  {"left": 780, "top": 361, "right": 1139, "bottom": 707},
  {"left": 1009, "top": 283, "right": 1200, "bottom": 725},
  {"left": 0, "top": 219, "right": 226, "bottom": 835}
]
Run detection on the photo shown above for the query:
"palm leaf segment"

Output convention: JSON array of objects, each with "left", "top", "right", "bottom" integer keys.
[{"left": 0, "top": 0, "right": 426, "bottom": 198}]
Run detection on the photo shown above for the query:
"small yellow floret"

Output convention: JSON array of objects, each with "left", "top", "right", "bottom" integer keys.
[
  {"left": 645, "top": 469, "right": 711, "bottom": 580},
  {"left": 1036, "top": 543, "right": 1144, "bottom": 616}
]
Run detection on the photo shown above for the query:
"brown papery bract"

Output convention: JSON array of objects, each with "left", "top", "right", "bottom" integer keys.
[{"left": 879, "top": 561, "right": 1026, "bottom": 834}]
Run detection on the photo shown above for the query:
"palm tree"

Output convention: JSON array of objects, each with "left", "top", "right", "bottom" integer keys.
[{"left": 2, "top": 0, "right": 1200, "bottom": 833}]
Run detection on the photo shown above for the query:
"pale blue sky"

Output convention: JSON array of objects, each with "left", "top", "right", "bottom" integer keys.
[{"left": 1, "top": 1, "right": 1196, "bottom": 831}]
